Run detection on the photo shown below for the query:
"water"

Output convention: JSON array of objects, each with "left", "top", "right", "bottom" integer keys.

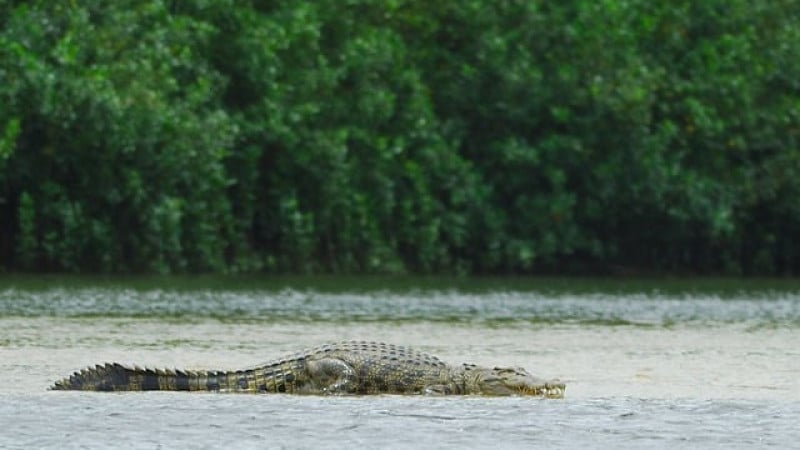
[{"left": 1, "top": 276, "right": 799, "bottom": 449}]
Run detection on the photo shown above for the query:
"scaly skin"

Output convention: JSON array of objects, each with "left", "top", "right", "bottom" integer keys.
[{"left": 52, "top": 341, "right": 565, "bottom": 397}]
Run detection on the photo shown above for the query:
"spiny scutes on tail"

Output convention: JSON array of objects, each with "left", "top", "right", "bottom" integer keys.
[{"left": 52, "top": 363, "right": 257, "bottom": 392}]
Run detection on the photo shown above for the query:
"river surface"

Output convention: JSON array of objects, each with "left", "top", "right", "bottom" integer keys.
[{"left": 1, "top": 276, "right": 799, "bottom": 449}]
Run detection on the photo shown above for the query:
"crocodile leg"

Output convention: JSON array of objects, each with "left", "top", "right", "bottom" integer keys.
[
  {"left": 423, "top": 385, "right": 453, "bottom": 395},
  {"left": 305, "top": 358, "right": 357, "bottom": 394}
]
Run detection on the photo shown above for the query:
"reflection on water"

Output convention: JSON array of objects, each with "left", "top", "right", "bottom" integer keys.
[{"left": 0, "top": 277, "right": 799, "bottom": 449}]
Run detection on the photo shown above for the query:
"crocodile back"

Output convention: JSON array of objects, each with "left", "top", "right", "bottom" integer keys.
[{"left": 297, "top": 341, "right": 452, "bottom": 394}]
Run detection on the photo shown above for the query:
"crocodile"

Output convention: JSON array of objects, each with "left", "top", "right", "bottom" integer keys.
[{"left": 52, "top": 341, "right": 565, "bottom": 397}]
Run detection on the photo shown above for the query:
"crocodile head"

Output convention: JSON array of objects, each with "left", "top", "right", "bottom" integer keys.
[{"left": 466, "top": 365, "right": 565, "bottom": 397}]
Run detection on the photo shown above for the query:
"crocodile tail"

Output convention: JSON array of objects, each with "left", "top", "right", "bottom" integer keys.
[{"left": 51, "top": 363, "right": 246, "bottom": 392}]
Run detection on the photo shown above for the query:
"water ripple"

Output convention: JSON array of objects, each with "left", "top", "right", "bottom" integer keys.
[{"left": 0, "top": 285, "right": 799, "bottom": 327}]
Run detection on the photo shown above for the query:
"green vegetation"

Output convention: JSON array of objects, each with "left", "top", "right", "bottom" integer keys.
[{"left": 1, "top": 1, "right": 799, "bottom": 275}]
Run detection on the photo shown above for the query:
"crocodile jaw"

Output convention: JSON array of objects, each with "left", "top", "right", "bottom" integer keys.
[{"left": 468, "top": 366, "right": 566, "bottom": 397}]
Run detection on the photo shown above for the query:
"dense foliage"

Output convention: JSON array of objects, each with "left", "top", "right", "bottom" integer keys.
[{"left": 1, "top": 0, "right": 799, "bottom": 274}]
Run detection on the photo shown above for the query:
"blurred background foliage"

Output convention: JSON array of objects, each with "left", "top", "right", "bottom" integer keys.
[{"left": 1, "top": 0, "right": 799, "bottom": 275}]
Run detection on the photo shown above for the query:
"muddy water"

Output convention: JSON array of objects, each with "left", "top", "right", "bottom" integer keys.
[{"left": 0, "top": 277, "right": 799, "bottom": 449}]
